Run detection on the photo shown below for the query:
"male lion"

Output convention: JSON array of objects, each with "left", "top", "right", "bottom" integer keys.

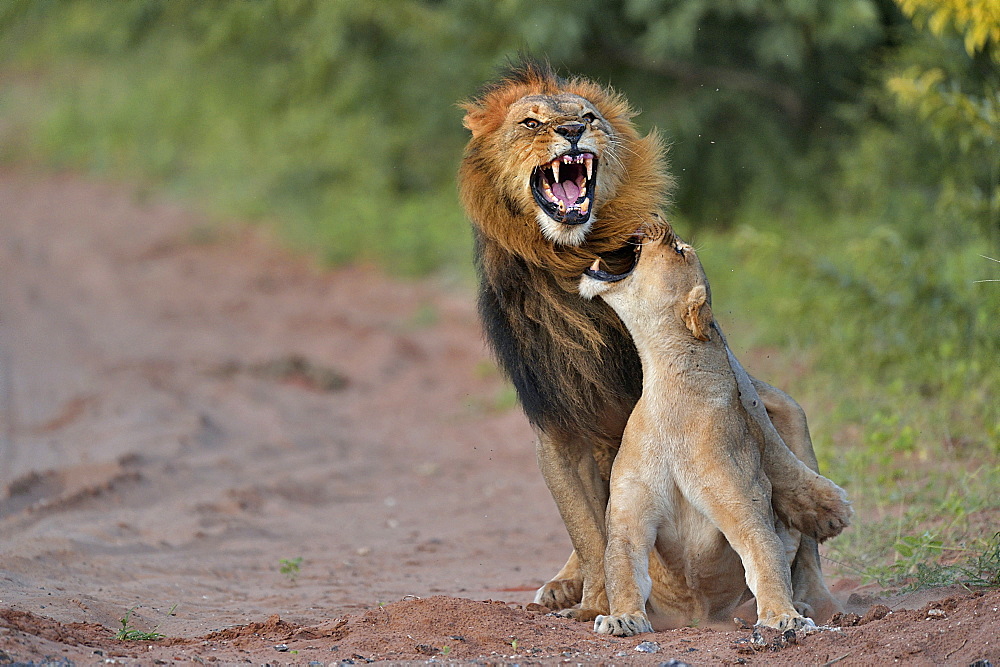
[
  {"left": 458, "top": 60, "right": 843, "bottom": 623},
  {"left": 579, "top": 223, "right": 851, "bottom": 636}
]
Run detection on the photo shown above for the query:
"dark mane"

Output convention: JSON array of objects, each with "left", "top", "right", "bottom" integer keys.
[{"left": 459, "top": 65, "right": 672, "bottom": 444}]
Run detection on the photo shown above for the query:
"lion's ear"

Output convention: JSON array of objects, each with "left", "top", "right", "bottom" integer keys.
[
  {"left": 682, "top": 284, "right": 712, "bottom": 341},
  {"left": 461, "top": 104, "right": 491, "bottom": 137}
]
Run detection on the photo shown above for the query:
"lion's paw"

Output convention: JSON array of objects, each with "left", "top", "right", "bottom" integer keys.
[
  {"left": 556, "top": 606, "right": 604, "bottom": 623},
  {"left": 594, "top": 612, "right": 653, "bottom": 636},
  {"left": 774, "top": 478, "right": 852, "bottom": 542},
  {"left": 534, "top": 578, "right": 583, "bottom": 611}
]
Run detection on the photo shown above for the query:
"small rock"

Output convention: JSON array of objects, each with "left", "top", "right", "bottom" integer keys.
[
  {"left": 926, "top": 608, "right": 947, "bottom": 620},
  {"left": 274, "top": 643, "right": 289, "bottom": 652},
  {"left": 860, "top": 604, "right": 891, "bottom": 625},
  {"left": 635, "top": 641, "right": 660, "bottom": 653},
  {"left": 830, "top": 612, "right": 861, "bottom": 627},
  {"left": 657, "top": 660, "right": 691, "bottom": 667},
  {"left": 525, "top": 602, "right": 550, "bottom": 613}
]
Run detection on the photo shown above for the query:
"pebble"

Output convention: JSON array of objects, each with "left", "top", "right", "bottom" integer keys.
[{"left": 635, "top": 640, "right": 660, "bottom": 653}]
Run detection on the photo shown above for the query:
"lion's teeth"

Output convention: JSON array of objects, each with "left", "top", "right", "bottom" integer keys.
[
  {"left": 580, "top": 199, "right": 590, "bottom": 215},
  {"left": 585, "top": 157, "right": 593, "bottom": 180},
  {"left": 590, "top": 258, "right": 601, "bottom": 272},
  {"left": 551, "top": 159, "right": 560, "bottom": 184},
  {"left": 578, "top": 184, "right": 587, "bottom": 199}
]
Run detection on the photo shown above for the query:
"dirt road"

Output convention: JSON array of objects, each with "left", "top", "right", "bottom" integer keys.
[{"left": 0, "top": 170, "right": 996, "bottom": 664}]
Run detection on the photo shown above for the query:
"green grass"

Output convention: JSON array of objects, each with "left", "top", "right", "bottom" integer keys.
[
  {"left": 115, "top": 606, "right": 165, "bottom": 642},
  {"left": 279, "top": 557, "right": 303, "bottom": 583},
  {"left": 691, "top": 208, "right": 1000, "bottom": 591}
]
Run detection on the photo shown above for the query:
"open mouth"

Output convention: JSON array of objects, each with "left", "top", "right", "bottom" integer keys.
[
  {"left": 583, "top": 231, "right": 645, "bottom": 282},
  {"left": 531, "top": 151, "right": 597, "bottom": 225}
]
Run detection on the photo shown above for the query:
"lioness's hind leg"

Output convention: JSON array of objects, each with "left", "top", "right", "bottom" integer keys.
[
  {"left": 754, "top": 380, "right": 852, "bottom": 541},
  {"left": 790, "top": 536, "right": 842, "bottom": 623},
  {"left": 754, "top": 379, "right": 818, "bottom": 469},
  {"left": 754, "top": 381, "right": 844, "bottom": 623}
]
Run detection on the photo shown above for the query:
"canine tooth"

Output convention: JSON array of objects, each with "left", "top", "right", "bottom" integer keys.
[
  {"left": 578, "top": 184, "right": 587, "bottom": 198},
  {"left": 551, "top": 159, "right": 561, "bottom": 184},
  {"left": 585, "top": 157, "right": 593, "bottom": 180},
  {"left": 580, "top": 199, "right": 590, "bottom": 215},
  {"left": 590, "top": 258, "right": 601, "bottom": 272}
]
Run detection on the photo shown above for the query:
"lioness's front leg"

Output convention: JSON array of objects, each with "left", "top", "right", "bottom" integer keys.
[
  {"left": 594, "top": 463, "right": 656, "bottom": 637},
  {"left": 677, "top": 457, "right": 813, "bottom": 631},
  {"left": 534, "top": 427, "right": 610, "bottom": 620}
]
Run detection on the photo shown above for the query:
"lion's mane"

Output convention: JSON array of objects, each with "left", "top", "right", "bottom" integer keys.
[{"left": 459, "top": 61, "right": 674, "bottom": 442}]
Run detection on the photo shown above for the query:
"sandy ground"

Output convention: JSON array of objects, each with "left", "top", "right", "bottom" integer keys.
[{"left": 0, "top": 169, "right": 997, "bottom": 665}]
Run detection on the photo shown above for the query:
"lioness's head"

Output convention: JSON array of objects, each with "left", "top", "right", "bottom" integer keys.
[
  {"left": 579, "top": 223, "right": 714, "bottom": 342},
  {"left": 460, "top": 61, "right": 671, "bottom": 261}
]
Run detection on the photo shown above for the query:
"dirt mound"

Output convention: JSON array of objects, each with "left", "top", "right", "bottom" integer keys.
[
  {"left": 0, "top": 170, "right": 997, "bottom": 665},
  {"left": 2, "top": 590, "right": 999, "bottom": 664}
]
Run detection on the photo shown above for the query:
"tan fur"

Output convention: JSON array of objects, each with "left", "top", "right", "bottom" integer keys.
[
  {"left": 459, "top": 62, "right": 846, "bottom": 627},
  {"left": 580, "top": 227, "right": 852, "bottom": 636}
]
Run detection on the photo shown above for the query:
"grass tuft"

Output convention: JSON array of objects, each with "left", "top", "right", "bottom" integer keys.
[{"left": 115, "top": 606, "right": 165, "bottom": 642}]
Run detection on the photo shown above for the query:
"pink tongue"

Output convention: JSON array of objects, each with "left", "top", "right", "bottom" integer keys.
[{"left": 552, "top": 180, "right": 581, "bottom": 203}]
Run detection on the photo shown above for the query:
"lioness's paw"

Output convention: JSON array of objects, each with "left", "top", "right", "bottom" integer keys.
[
  {"left": 594, "top": 612, "right": 653, "bottom": 636},
  {"left": 534, "top": 578, "right": 583, "bottom": 611},
  {"left": 775, "top": 478, "right": 852, "bottom": 542},
  {"left": 757, "top": 610, "right": 817, "bottom": 632}
]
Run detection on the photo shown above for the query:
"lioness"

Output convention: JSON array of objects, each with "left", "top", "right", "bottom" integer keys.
[
  {"left": 459, "top": 60, "right": 844, "bottom": 623},
  {"left": 578, "top": 223, "right": 850, "bottom": 635}
]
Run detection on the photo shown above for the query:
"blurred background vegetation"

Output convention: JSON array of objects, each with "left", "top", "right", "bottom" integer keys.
[{"left": 0, "top": 0, "right": 997, "bottom": 589}]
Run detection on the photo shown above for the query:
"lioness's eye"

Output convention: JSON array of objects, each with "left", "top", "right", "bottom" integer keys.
[
  {"left": 582, "top": 112, "right": 597, "bottom": 123},
  {"left": 520, "top": 118, "right": 541, "bottom": 129}
]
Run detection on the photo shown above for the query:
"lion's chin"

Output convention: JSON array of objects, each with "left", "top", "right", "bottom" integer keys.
[
  {"left": 529, "top": 151, "right": 598, "bottom": 246},
  {"left": 536, "top": 209, "right": 595, "bottom": 246}
]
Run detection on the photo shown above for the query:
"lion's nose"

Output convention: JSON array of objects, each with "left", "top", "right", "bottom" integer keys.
[{"left": 555, "top": 123, "right": 586, "bottom": 141}]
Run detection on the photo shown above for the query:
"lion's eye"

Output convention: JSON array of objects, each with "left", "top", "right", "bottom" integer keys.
[
  {"left": 582, "top": 112, "right": 597, "bottom": 123},
  {"left": 520, "top": 118, "right": 541, "bottom": 129},
  {"left": 674, "top": 243, "right": 685, "bottom": 256}
]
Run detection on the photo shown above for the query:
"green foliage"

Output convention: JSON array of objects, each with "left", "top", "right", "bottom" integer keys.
[
  {"left": 115, "top": 606, "right": 165, "bottom": 642},
  {"left": 862, "top": 531, "right": 1000, "bottom": 593},
  {"left": 0, "top": 0, "right": 892, "bottom": 233},
  {"left": 279, "top": 557, "right": 303, "bottom": 582}
]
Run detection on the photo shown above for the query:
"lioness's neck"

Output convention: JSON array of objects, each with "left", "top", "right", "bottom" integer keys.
[{"left": 625, "top": 318, "right": 731, "bottom": 396}]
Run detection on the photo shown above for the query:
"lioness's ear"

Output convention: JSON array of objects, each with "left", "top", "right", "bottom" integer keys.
[{"left": 683, "top": 284, "right": 712, "bottom": 341}]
